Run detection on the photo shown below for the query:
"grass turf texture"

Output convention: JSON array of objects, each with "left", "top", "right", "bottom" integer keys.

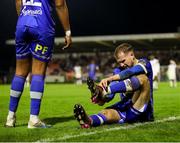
[{"left": 0, "top": 82, "right": 180, "bottom": 142}]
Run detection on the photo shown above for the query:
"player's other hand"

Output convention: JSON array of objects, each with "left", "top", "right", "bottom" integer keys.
[
  {"left": 62, "top": 35, "right": 72, "bottom": 50},
  {"left": 90, "top": 85, "right": 104, "bottom": 105},
  {"left": 99, "top": 78, "right": 110, "bottom": 89}
]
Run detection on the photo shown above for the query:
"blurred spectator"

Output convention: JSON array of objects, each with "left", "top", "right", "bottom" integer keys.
[
  {"left": 167, "top": 60, "right": 177, "bottom": 87},
  {"left": 74, "top": 62, "right": 82, "bottom": 85},
  {"left": 47, "top": 59, "right": 60, "bottom": 75},
  {"left": 150, "top": 55, "right": 160, "bottom": 90},
  {"left": 4, "top": 50, "right": 179, "bottom": 84},
  {"left": 87, "top": 59, "right": 99, "bottom": 81}
]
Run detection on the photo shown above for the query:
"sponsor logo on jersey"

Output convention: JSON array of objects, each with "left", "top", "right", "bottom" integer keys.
[{"left": 21, "top": 6, "right": 42, "bottom": 16}]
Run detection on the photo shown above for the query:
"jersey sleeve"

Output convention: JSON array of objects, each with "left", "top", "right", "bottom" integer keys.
[
  {"left": 113, "top": 68, "right": 122, "bottom": 75},
  {"left": 118, "top": 59, "right": 151, "bottom": 80}
]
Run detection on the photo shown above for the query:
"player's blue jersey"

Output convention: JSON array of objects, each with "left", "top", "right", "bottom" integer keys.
[{"left": 17, "top": 0, "right": 55, "bottom": 33}]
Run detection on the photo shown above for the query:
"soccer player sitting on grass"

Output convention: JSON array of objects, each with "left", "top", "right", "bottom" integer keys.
[{"left": 74, "top": 43, "right": 154, "bottom": 128}]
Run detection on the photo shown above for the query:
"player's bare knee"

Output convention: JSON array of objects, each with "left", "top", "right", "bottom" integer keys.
[
  {"left": 100, "top": 109, "right": 120, "bottom": 121},
  {"left": 100, "top": 109, "right": 112, "bottom": 119}
]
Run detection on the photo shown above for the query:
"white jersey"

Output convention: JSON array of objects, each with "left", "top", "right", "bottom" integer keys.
[
  {"left": 74, "top": 66, "right": 82, "bottom": 79},
  {"left": 167, "top": 63, "right": 176, "bottom": 80},
  {"left": 150, "top": 58, "right": 160, "bottom": 79}
]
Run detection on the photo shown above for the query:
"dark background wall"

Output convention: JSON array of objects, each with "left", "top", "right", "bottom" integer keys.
[
  {"left": 0, "top": 0, "right": 179, "bottom": 39},
  {"left": 0, "top": 0, "right": 179, "bottom": 72}
]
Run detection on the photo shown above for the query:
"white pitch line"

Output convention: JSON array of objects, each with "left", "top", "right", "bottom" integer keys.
[{"left": 37, "top": 116, "right": 180, "bottom": 142}]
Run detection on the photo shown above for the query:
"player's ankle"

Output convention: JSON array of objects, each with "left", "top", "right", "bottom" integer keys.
[
  {"left": 7, "top": 111, "right": 15, "bottom": 119},
  {"left": 30, "top": 115, "right": 39, "bottom": 123},
  {"left": 88, "top": 117, "right": 93, "bottom": 125}
]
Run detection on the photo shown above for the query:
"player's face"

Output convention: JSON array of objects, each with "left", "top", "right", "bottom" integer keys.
[{"left": 116, "top": 51, "right": 134, "bottom": 68}]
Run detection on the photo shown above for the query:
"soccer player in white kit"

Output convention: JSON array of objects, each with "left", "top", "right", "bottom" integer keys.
[
  {"left": 150, "top": 55, "right": 160, "bottom": 90},
  {"left": 167, "top": 60, "right": 177, "bottom": 87},
  {"left": 74, "top": 63, "right": 82, "bottom": 85}
]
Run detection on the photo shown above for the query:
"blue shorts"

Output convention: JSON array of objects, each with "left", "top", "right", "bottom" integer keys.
[
  {"left": 118, "top": 107, "right": 142, "bottom": 123},
  {"left": 107, "top": 101, "right": 148, "bottom": 123},
  {"left": 15, "top": 26, "right": 55, "bottom": 62}
]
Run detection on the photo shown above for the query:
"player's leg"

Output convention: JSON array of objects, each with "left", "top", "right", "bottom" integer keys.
[
  {"left": 88, "top": 74, "right": 152, "bottom": 123},
  {"left": 74, "top": 104, "right": 121, "bottom": 128},
  {"left": 88, "top": 109, "right": 121, "bottom": 127},
  {"left": 174, "top": 79, "right": 177, "bottom": 87},
  {"left": 80, "top": 76, "right": 142, "bottom": 128},
  {"left": 74, "top": 104, "right": 91, "bottom": 128},
  {"left": 125, "top": 74, "right": 151, "bottom": 123},
  {"left": 153, "top": 75, "right": 158, "bottom": 90},
  {"left": 28, "top": 27, "right": 54, "bottom": 128},
  {"left": 171, "top": 78, "right": 177, "bottom": 87},
  {"left": 5, "top": 58, "right": 30, "bottom": 127},
  {"left": 28, "top": 58, "right": 49, "bottom": 128},
  {"left": 103, "top": 74, "right": 151, "bottom": 123},
  {"left": 5, "top": 25, "right": 31, "bottom": 127},
  {"left": 132, "top": 74, "right": 150, "bottom": 110},
  {"left": 169, "top": 79, "right": 173, "bottom": 87},
  {"left": 88, "top": 74, "right": 142, "bottom": 99}
]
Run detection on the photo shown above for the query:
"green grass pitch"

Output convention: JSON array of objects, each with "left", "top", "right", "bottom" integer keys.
[{"left": 0, "top": 82, "right": 180, "bottom": 142}]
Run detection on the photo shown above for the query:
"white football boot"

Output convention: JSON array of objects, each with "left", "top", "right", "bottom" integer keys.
[
  {"left": 5, "top": 115, "right": 16, "bottom": 127},
  {"left": 28, "top": 120, "right": 51, "bottom": 129}
]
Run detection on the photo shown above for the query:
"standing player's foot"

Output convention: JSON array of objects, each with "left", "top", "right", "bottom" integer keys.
[
  {"left": 74, "top": 104, "right": 91, "bottom": 128},
  {"left": 28, "top": 120, "right": 51, "bottom": 129},
  {"left": 5, "top": 115, "right": 16, "bottom": 128}
]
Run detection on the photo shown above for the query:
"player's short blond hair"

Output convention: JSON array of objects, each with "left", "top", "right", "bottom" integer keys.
[{"left": 114, "top": 43, "right": 134, "bottom": 59}]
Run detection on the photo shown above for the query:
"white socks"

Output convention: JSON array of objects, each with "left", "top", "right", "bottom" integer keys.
[
  {"left": 30, "top": 115, "right": 39, "bottom": 123},
  {"left": 8, "top": 111, "right": 15, "bottom": 119}
]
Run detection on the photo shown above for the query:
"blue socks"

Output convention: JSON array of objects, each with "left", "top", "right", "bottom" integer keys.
[
  {"left": 9, "top": 75, "right": 25, "bottom": 112},
  {"left": 30, "top": 75, "right": 44, "bottom": 116},
  {"left": 89, "top": 113, "right": 107, "bottom": 127},
  {"left": 8, "top": 74, "right": 45, "bottom": 122}
]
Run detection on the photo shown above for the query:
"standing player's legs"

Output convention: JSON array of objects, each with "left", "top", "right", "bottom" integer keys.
[{"left": 6, "top": 58, "right": 30, "bottom": 127}]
